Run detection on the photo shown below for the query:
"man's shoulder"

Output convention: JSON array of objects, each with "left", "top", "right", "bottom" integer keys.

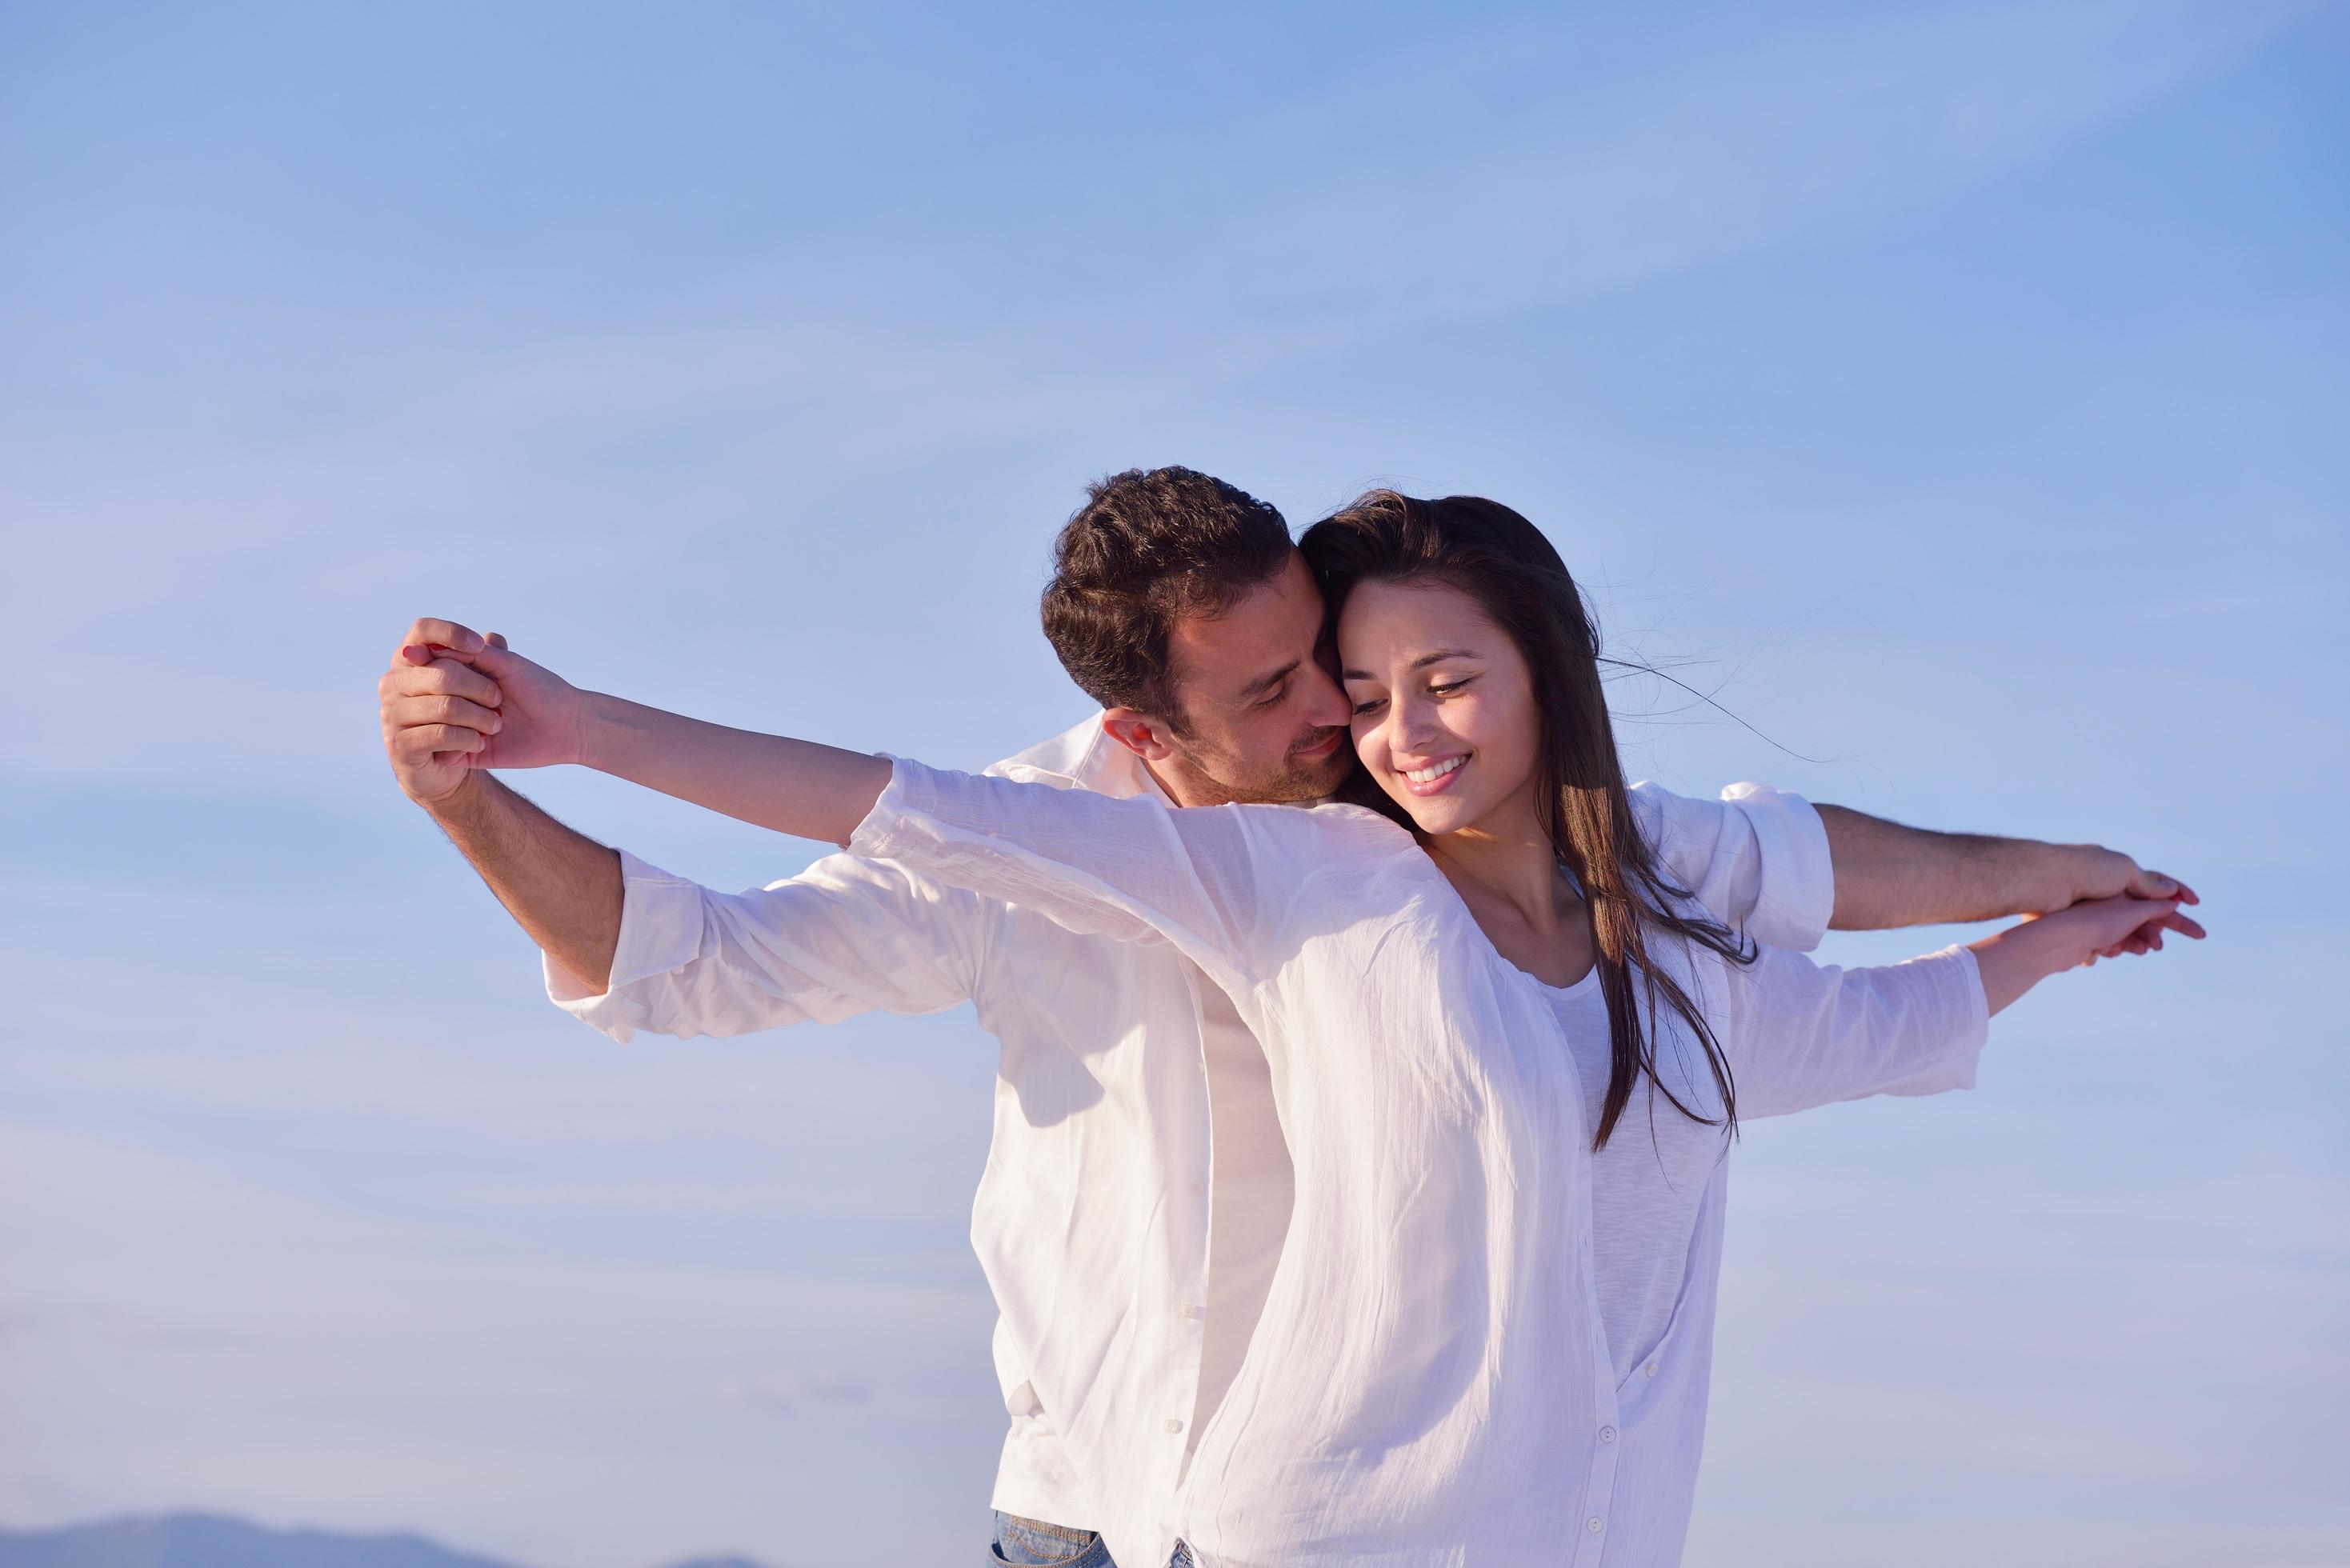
[{"left": 985, "top": 712, "right": 1154, "bottom": 800}]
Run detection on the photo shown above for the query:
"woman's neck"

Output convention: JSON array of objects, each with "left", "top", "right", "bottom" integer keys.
[{"left": 1427, "top": 788, "right": 1577, "bottom": 932}]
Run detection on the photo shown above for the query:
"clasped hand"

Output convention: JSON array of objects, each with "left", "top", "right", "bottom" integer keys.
[{"left": 375, "top": 617, "right": 585, "bottom": 806}]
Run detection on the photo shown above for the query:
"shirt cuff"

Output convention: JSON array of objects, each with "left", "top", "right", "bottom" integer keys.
[
  {"left": 846, "top": 753, "right": 927, "bottom": 864},
  {"left": 1721, "top": 781, "right": 1836, "bottom": 953},
  {"left": 1878, "top": 942, "right": 1994, "bottom": 1098},
  {"left": 542, "top": 847, "right": 710, "bottom": 1043}
]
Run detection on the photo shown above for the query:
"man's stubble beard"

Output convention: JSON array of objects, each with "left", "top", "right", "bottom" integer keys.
[{"left": 1157, "top": 730, "right": 1356, "bottom": 809}]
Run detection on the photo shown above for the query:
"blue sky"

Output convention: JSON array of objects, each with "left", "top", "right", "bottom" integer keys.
[{"left": 3, "top": 2, "right": 2345, "bottom": 1564}]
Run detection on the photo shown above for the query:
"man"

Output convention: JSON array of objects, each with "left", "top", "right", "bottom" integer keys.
[{"left": 378, "top": 467, "right": 2196, "bottom": 1567}]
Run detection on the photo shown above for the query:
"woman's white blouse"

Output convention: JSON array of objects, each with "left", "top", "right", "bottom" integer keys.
[{"left": 851, "top": 757, "right": 1990, "bottom": 1568}]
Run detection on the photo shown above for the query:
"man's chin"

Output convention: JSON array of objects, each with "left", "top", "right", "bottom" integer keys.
[
  {"left": 1169, "top": 739, "right": 1359, "bottom": 807},
  {"left": 1286, "top": 749, "right": 1358, "bottom": 800},
  {"left": 1233, "top": 755, "right": 1352, "bottom": 806}
]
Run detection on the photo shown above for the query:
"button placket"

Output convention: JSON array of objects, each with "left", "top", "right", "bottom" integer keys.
[{"left": 1572, "top": 1382, "right": 1624, "bottom": 1568}]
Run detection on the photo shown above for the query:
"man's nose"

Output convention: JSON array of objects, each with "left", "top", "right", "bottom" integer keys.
[{"left": 1299, "top": 662, "right": 1351, "bottom": 730}]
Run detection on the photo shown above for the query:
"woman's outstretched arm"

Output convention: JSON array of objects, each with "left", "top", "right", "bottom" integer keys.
[
  {"left": 396, "top": 629, "right": 1363, "bottom": 989},
  {"left": 1723, "top": 889, "right": 2193, "bottom": 1120},
  {"left": 1963, "top": 891, "right": 2194, "bottom": 1015},
  {"left": 579, "top": 690, "right": 892, "bottom": 846}
]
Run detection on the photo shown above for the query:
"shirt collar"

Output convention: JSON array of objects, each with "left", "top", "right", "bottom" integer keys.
[{"left": 986, "top": 712, "right": 1173, "bottom": 805}]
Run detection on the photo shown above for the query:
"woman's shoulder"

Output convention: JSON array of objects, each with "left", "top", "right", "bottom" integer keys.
[{"left": 1215, "top": 797, "right": 1421, "bottom": 862}]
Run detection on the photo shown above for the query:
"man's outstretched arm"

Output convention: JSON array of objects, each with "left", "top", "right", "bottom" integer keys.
[
  {"left": 379, "top": 618, "right": 983, "bottom": 1027},
  {"left": 1815, "top": 802, "right": 2204, "bottom": 953},
  {"left": 427, "top": 773, "right": 625, "bottom": 991},
  {"left": 380, "top": 617, "right": 624, "bottom": 990}
]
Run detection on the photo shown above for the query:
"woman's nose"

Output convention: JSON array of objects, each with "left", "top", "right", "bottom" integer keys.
[{"left": 1393, "top": 698, "right": 1442, "bottom": 754}]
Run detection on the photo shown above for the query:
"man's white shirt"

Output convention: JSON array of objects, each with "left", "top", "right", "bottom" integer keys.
[{"left": 546, "top": 714, "right": 1842, "bottom": 1566}]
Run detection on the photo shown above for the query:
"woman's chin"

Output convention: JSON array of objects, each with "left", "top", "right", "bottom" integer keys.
[{"left": 1391, "top": 793, "right": 1475, "bottom": 838}]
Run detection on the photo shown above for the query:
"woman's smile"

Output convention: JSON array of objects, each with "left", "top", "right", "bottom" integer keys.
[{"left": 1398, "top": 753, "right": 1469, "bottom": 794}]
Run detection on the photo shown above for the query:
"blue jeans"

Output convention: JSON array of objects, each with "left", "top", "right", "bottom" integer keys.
[{"left": 990, "top": 1511, "right": 1116, "bottom": 1566}]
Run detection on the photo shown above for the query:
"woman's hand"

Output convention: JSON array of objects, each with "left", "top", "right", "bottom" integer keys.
[
  {"left": 1968, "top": 890, "right": 2200, "bottom": 1015},
  {"left": 378, "top": 618, "right": 587, "bottom": 806}
]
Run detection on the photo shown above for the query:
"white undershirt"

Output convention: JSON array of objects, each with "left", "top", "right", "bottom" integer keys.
[
  {"left": 1188, "top": 979, "right": 1293, "bottom": 1450},
  {"left": 1547, "top": 974, "right": 1731, "bottom": 1382}
]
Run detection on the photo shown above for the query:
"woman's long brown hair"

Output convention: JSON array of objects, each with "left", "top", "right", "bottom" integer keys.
[{"left": 1299, "top": 490, "right": 1759, "bottom": 1152}]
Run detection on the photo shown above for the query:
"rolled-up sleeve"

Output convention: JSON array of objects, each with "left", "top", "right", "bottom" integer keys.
[
  {"left": 1724, "top": 942, "right": 1992, "bottom": 1119},
  {"left": 545, "top": 847, "right": 988, "bottom": 1044},
  {"left": 1631, "top": 780, "right": 1835, "bottom": 953}
]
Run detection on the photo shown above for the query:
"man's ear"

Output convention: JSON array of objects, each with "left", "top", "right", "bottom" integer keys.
[{"left": 1102, "top": 707, "right": 1179, "bottom": 762}]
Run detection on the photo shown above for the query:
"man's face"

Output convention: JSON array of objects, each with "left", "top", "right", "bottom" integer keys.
[{"left": 1138, "top": 550, "right": 1355, "bottom": 807}]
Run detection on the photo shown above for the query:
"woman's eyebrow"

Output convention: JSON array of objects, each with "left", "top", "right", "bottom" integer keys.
[{"left": 1342, "top": 648, "right": 1480, "bottom": 682}]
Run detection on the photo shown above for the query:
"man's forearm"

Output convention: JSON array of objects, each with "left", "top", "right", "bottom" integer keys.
[
  {"left": 1816, "top": 803, "right": 2085, "bottom": 930},
  {"left": 426, "top": 772, "right": 625, "bottom": 991}
]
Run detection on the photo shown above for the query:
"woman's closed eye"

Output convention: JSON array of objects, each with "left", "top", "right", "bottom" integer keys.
[{"left": 1353, "top": 678, "right": 1471, "bottom": 716}]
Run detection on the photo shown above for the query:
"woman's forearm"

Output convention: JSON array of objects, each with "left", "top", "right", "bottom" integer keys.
[
  {"left": 577, "top": 690, "right": 893, "bottom": 846},
  {"left": 1964, "top": 922, "right": 2056, "bottom": 1016},
  {"left": 1962, "top": 888, "right": 2183, "bottom": 1016}
]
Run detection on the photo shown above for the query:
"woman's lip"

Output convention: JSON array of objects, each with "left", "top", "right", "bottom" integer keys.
[{"left": 1397, "top": 755, "right": 1468, "bottom": 796}]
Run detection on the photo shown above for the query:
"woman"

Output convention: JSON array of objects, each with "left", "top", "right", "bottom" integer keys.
[{"left": 502, "top": 493, "right": 2188, "bottom": 1566}]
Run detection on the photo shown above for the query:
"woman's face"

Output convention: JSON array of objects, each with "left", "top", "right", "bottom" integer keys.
[{"left": 1338, "top": 578, "right": 1542, "bottom": 838}]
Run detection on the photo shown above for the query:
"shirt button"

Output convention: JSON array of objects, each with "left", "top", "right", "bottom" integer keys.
[
  {"left": 1586, "top": 1517, "right": 1604, "bottom": 1533},
  {"left": 1599, "top": 1425, "right": 1616, "bottom": 1443},
  {"left": 1179, "top": 1304, "right": 1200, "bottom": 1320},
  {"left": 1164, "top": 1418, "right": 1184, "bottom": 1434},
  {"left": 1645, "top": 1362, "right": 1659, "bottom": 1378}
]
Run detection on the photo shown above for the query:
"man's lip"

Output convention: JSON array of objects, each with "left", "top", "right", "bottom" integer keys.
[{"left": 1294, "top": 730, "right": 1345, "bottom": 760}]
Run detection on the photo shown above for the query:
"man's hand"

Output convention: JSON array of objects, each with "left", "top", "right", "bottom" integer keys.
[
  {"left": 1815, "top": 803, "right": 2207, "bottom": 951},
  {"left": 2058, "top": 844, "right": 2205, "bottom": 959},
  {"left": 378, "top": 618, "right": 586, "bottom": 808}
]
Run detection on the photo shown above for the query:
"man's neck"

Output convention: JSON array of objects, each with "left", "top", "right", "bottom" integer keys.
[{"left": 1141, "top": 757, "right": 1203, "bottom": 807}]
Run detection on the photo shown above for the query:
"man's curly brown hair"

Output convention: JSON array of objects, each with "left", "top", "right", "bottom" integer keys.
[{"left": 1039, "top": 466, "right": 1294, "bottom": 733}]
